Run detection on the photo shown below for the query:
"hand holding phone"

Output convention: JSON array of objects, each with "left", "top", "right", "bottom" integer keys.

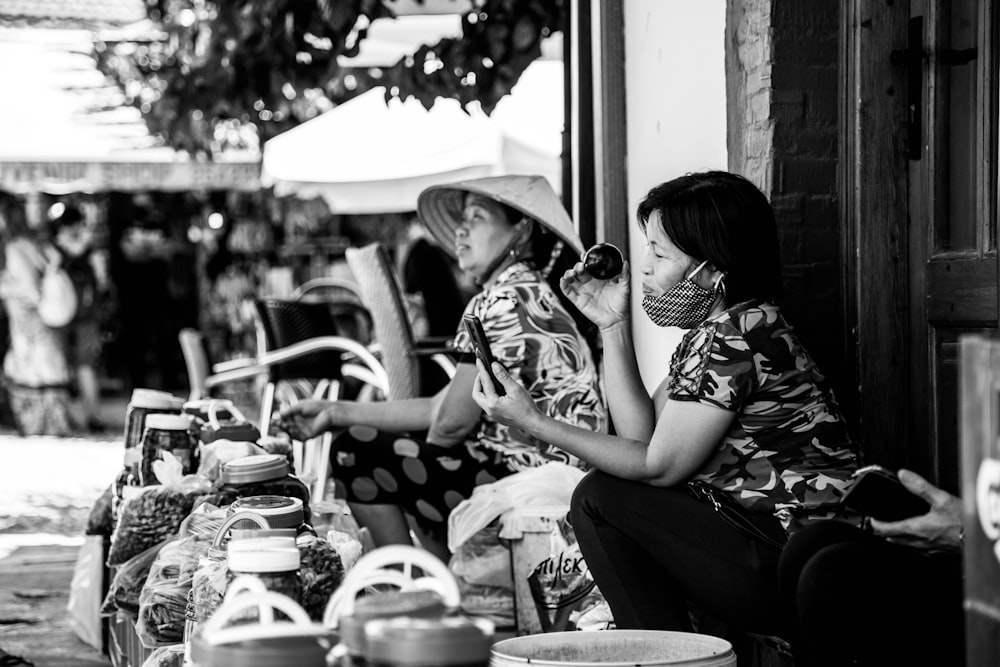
[
  {"left": 840, "top": 465, "right": 931, "bottom": 521},
  {"left": 463, "top": 314, "right": 505, "bottom": 396}
]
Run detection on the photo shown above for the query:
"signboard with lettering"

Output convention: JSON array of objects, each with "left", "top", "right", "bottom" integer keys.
[{"left": 0, "top": 159, "right": 261, "bottom": 194}]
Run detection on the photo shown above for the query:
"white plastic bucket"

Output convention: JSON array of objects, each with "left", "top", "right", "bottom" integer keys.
[{"left": 490, "top": 630, "right": 736, "bottom": 667}]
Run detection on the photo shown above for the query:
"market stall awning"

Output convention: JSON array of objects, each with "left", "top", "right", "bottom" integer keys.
[
  {"left": 0, "top": 27, "right": 260, "bottom": 193},
  {"left": 261, "top": 58, "right": 563, "bottom": 213}
]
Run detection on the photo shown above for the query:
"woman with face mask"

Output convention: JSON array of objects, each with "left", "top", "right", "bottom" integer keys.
[
  {"left": 472, "top": 171, "right": 860, "bottom": 651},
  {"left": 280, "top": 175, "right": 607, "bottom": 561}
]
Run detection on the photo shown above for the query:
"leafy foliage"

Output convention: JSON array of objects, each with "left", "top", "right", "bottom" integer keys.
[{"left": 95, "top": 0, "right": 565, "bottom": 156}]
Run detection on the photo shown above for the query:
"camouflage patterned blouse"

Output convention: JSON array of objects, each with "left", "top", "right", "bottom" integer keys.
[
  {"left": 667, "top": 299, "right": 860, "bottom": 531},
  {"left": 454, "top": 261, "right": 608, "bottom": 471}
]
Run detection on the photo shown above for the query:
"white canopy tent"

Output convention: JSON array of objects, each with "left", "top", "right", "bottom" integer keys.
[{"left": 261, "top": 17, "right": 564, "bottom": 213}]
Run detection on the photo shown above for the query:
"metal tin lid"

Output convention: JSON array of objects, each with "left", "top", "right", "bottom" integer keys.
[
  {"left": 144, "top": 413, "right": 194, "bottom": 430},
  {"left": 130, "top": 389, "right": 186, "bottom": 410},
  {"left": 190, "top": 633, "right": 328, "bottom": 667},
  {"left": 230, "top": 496, "right": 304, "bottom": 529},
  {"left": 221, "top": 454, "right": 290, "bottom": 484},
  {"left": 339, "top": 590, "right": 447, "bottom": 654},
  {"left": 227, "top": 545, "right": 300, "bottom": 572},
  {"left": 364, "top": 617, "right": 493, "bottom": 666}
]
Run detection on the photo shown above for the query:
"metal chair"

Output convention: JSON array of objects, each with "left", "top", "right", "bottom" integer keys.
[
  {"left": 345, "top": 242, "right": 457, "bottom": 402},
  {"left": 251, "top": 297, "right": 389, "bottom": 504},
  {"left": 291, "top": 277, "right": 375, "bottom": 347},
  {"left": 178, "top": 328, "right": 268, "bottom": 402}
]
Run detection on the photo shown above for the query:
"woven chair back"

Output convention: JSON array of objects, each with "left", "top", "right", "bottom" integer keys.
[{"left": 345, "top": 243, "right": 419, "bottom": 401}]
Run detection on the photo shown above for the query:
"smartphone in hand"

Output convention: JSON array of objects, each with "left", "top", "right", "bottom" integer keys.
[
  {"left": 840, "top": 464, "right": 931, "bottom": 521},
  {"left": 463, "top": 314, "right": 505, "bottom": 396}
]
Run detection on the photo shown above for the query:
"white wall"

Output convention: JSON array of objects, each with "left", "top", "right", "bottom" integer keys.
[{"left": 623, "top": 1, "right": 728, "bottom": 391}]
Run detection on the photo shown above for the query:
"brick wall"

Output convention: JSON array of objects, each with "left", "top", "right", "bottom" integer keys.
[{"left": 726, "top": 0, "right": 857, "bottom": 425}]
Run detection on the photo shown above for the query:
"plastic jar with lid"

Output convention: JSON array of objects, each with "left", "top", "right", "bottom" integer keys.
[
  {"left": 362, "top": 616, "right": 494, "bottom": 667},
  {"left": 117, "top": 389, "right": 185, "bottom": 505},
  {"left": 229, "top": 494, "right": 312, "bottom": 532},
  {"left": 189, "top": 591, "right": 330, "bottom": 667},
  {"left": 189, "top": 513, "right": 277, "bottom": 632},
  {"left": 218, "top": 455, "right": 311, "bottom": 518},
  {"left": 139, "top": 413, "right": 198, "bottom": 485},
  {"left": 336, "top": 590, "right": 450, "bottom": 665},
  {"left": 124, "top": 389, "right": 186, "bottom": 449},
  {"left": 227, "top": 542, "right": 303, "bottom": 622}
]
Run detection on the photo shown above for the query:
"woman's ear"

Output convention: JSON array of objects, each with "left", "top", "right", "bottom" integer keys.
[
  {"left": 698, "top": 263, "right": 726, "bottom": 290},
  {"left": 511, "top": 218, "right": 535, "bottom": 250}
]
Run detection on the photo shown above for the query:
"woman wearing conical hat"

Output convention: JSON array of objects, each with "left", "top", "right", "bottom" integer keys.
[{"left": 280, "top": 175, "right": 607, "bottom": 561}]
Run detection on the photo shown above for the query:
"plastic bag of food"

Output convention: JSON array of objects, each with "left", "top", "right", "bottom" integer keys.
[
  {"left": 326, "top": 529, "right": 363, "bottom": 571},
  {"left": 175, "top": 505, "right": 227, "bottom": 584},
  {"left": 449, "top": 519, "right": 512, "bottom": 589},
  {"left": 101, "top": 540, "right": 168, "bottom": 617},
  {"left": 196, "top": 439, "right": 265, "bottom": 481},
  {"left": 457, "top": 577, "right": 514, "bottom": 626},
  {"left": 525, "top": 514, "right": 599, "bottom": 633},
  {"left": 108, "top": 454, "right": 212, "bottom": 567},
  {"left": 296, "top": 534, "right": 345, "bottom": 621},
  {"left": 190, "top": 550, "right": 229, "bottom": 623},
  {"left": 67, "top": 534, "right": 104, "bottom": 649},
  {"left": 140, "top": 644, "right": 185, "bottom": 667},
  {"left": 136, "top": 540, "right": 187, "bottom": 647},
  {"left": 447, "top": 462, "right": 584, "bottom": 552},
  {"left": 178, "top": 503, "right": 227, "bottom": 540},
  {"left": 85, "top": 484, "right": 115, "bottom": 536}
]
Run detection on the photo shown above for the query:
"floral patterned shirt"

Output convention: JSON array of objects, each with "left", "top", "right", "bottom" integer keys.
[
  {"left": 453, "top": 262, "right": 608, "bottom": 471},
  {"left": 667, "top": 299, "right": 860, "bottom": 530}
]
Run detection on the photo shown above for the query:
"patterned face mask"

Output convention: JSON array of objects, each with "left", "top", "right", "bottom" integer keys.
[{"left": 642, "top": 260, "right": 724, "bottom": 328}]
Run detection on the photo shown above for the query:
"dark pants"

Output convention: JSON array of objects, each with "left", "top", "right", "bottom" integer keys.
[
  {"left": 778, "top": 519, "right": 964, "bottom": 666},
  {"left": 569, "top": 470, "right": 787, "bottom": 637}
]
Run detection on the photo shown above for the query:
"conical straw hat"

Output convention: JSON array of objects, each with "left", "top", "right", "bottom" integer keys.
[{"left": 417, "top": 175, "right": 584, "bottom": 259}]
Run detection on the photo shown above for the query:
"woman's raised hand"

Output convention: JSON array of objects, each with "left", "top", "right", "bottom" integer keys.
[
  {"left": 471, "top": 359, "right": 541, "bottom": 429},
  {"left": 276, "top": 399, "right": 350, "bottom": 440},
  {"left": 559, "top": 260, "right": 631, "bottom": 331}
]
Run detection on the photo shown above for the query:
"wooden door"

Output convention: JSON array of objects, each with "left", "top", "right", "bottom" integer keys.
[{"left": 908, "top": 0, "right": 998, "bottom": 490}]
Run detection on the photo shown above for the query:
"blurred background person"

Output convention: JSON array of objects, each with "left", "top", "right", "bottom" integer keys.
[
  {"left": 0, "top": 203, "right": 72, "bottom": 435},
  {"left": 50, "top": 202, "right": 107, "bottom": 432},
  {"left": 399, "top": 214, "right": 467, "bottom": 338}
]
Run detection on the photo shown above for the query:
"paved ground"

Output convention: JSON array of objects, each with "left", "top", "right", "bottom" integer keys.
[{"left": 0, "top": 395, "right": 128, "bottom": 667}]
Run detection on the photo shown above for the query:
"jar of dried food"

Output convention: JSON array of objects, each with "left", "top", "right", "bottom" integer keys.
[
  {"left": 117, "top": 390, "right": 185, "bottom": 506},
  {"left": 227, "top": 542, "right": 302, "bottom": 621},
  {"left": 139, "top": 413, "right": 197, "bottom": 486},
  {"left": 218, "top": 455, "right": 311, "bottom": 522}
]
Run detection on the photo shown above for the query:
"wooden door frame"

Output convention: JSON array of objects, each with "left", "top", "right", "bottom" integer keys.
[{"left": 840, "top": 0, "right": 912, "bottom": 468}]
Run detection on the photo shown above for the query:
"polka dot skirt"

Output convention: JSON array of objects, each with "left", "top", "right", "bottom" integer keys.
[{"left": 331, "top": 425, "right": 516, "bottom": 531}]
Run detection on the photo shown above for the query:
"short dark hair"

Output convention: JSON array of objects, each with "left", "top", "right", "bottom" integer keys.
[{"left": 636, "top": 170, "right": 782, "bottom": 305}]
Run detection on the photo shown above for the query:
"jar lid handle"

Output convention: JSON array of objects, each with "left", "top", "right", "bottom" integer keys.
[
  {"left": 322, "top": 545, "right": 460, "bottom": 628},
  {"left": 211, "top": 511, "right": 269, "bottom": 548},
  {"left": 201, "top": 590, "right": 327, "bottom": 646}
]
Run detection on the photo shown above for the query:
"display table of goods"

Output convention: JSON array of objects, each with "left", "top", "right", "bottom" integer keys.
[
  {"left": 80, "top": 390, "right": 612, "bottom": 667},
  {"left": 85, "top": 391, "right": 364, "bottom": 667}
]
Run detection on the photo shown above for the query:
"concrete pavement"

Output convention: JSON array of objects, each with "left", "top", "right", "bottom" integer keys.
[{"left": 0, "top": 395, "right": 128, "bottom": 666}]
